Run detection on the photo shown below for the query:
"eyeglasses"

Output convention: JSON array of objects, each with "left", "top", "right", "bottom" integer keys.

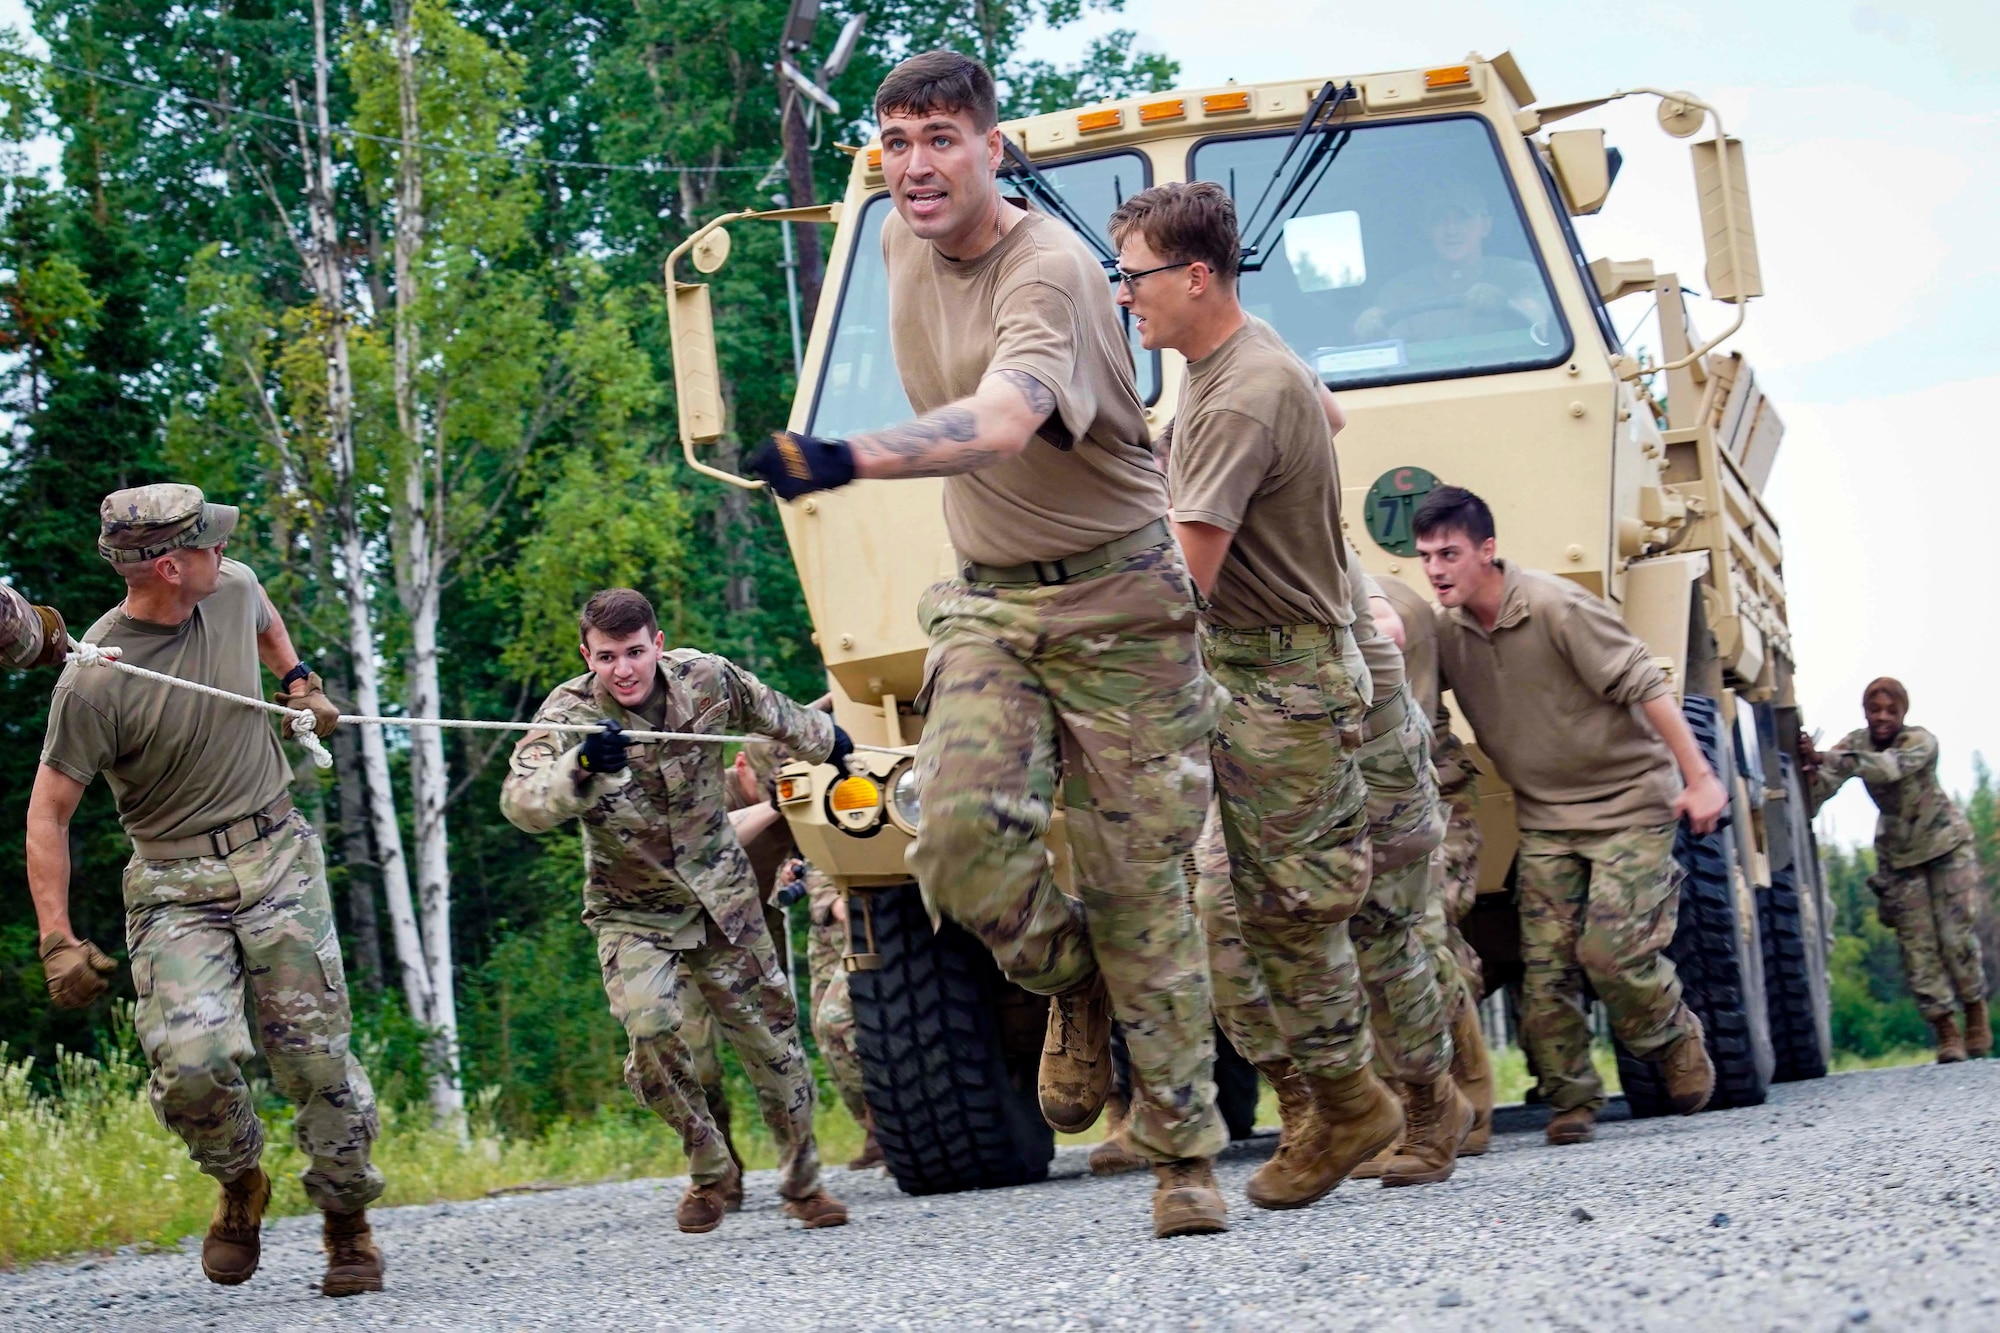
[{"left": 1109, "top": 260, "right": 1194, "bottom": 289}]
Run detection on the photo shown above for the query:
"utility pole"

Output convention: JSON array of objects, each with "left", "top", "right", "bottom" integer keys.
[
  {"left": 775, "top": 4, "right": 863, "bottom": 337},
  {"left": 779, "top": 0, "right": 826, "bottom": 328}
]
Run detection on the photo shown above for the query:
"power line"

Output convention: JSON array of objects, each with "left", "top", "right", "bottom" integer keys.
[{"left": 0, "top": 48, "right": 773, "bottom": 176}]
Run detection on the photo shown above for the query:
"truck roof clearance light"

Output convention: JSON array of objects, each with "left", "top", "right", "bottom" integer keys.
[
  {"left": 1424, "top": 65, "right": 1472, "bottom": 89},
  {"left": 866, "top": 146, "right": 882, "bottom": 169},
  {"left": 1138, "top": 98, "right": 1185, "bottom": 124},
  {"left": 1076, "top": 108, "right": 1123, "bottom": 134},
  {"left": 1202, "top": 91, "right": 1252, "bottom": 115}
]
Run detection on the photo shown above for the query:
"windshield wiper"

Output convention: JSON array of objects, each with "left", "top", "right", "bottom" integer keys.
[
  {"left": 1236, "top": 79, "right": 1359, "bottom": 272},
  {"left": 999, "top": 138, "right": 1119, "bottom": 268}
]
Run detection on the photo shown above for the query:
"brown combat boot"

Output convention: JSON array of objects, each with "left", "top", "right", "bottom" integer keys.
[
  {"left": 321, "top": 1208, "right": 385, "bottom": 1298},
  {"left": 1661, "top": 1009, "right": 1715, "bottom": 1115},
  {"left": 1546, "top": 1105, "right": 1596, "bottom": 1144},
  {"left": 846, "top": 1131, "right": 886, "bottom": 1172},
  {"left": 781, "top": 1189, "right": 850, "bottom": 1228},
  {"left": 1966, "top": 1001, "right": 1992, "bottom": 1058},
  {"left": 1245, "top": 1059, "right": 1322, "bottom": 1186},
  {"left": 201, "top": 1165, "right": 271, "bottom": 1286},
  {"left": 1151, "top": 1158, "right": 1228, "bottom": 1238},
  {"left": 676, "top": 1161, "right": 741, "bottom": 1234},
  {"left": 1382, "top": 1074, "right": 1476, "bottom": 1187},
  {"left": 1087, "top": 1093, "right": 1148, "bottom": 1177},
  {"left": 1450, "top": 999, "right": 1495, "bottom": 1155},
  {"left": 1348, "top": 1077, "right": 1403, "bottom": 1180},
  {"left": 1248, "top": 1067, "right": 1402, "bottom": 1210},
  {"left": 1933, "top": 1011, "right": 1969, "bottom": 1063},
  {"left": 1039, "top": 974, "right": 1112, "bottom": 1132}
]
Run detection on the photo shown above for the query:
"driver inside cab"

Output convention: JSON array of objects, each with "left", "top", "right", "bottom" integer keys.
[{"left": 1351, "top": 180, "right": 1549, "bottom": 343}]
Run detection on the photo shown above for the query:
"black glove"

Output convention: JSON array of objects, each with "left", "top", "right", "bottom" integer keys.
[
  {"left": 576, "top": 719, "right": 630, "bottom": 777},
  {"left": 825, "top": 724, "right": 855, "bottom": 776},
  {"left": 746, "top": 430, "right": 857, "bottom": 501}
]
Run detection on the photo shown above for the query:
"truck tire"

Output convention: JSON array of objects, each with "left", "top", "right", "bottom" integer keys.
[
  {"left": 1616, "top": 694, "right": 1771, "bottom": 1116},
  {"left": 846, "top": 882, "right": 1055, "bottom": 1195},
  {"left": 1214, "top": 1028, "right": 1262, "bottom": 1140},
  {"left": 1760, "top": 756, "right": 1832, "bottom": 1082}
]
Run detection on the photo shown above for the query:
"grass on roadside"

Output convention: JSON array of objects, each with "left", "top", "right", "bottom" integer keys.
[{"left": 0, "top": 1037, "right": 864, "bottom": 1271}]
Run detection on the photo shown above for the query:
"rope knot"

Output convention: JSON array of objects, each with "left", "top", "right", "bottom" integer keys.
[
  {"left": 66, "top": 640, "right": 124, "bottom": 668},
  {"left": 289, "top": 709, "right": 335, "bottom": 770}
]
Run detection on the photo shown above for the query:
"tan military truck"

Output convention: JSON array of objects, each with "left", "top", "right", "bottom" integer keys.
[{"left": 665, "top": 51, "right": 1831, "bottom": 1192}]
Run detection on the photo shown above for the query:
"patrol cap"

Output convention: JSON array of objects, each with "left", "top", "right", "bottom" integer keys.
[{"left": 97, "top": 484, "right": 240, "bottom": 564}]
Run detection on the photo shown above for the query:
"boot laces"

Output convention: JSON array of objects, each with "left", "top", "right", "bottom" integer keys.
[{"left": 1405, "top": 1084, "right": 1442, "bottom": 1137}]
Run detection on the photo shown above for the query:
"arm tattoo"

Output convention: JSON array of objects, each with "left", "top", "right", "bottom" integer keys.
[
  {"left": 851, "top": 406, "right": 1002, "bottom": 478},
  {"left": 994, "top": 369, "right": 1055, "bottom": 417},
  {"left": 996, "top": 369, "right": 1074, "bottom": 451}
]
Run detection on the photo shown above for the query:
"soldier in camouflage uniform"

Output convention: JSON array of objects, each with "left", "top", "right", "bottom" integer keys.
[
  {"left": 2, "top": 578, "right": 70, "bottom": 669},
  {"left": 1341, "top": 564, "right": 1474, "bottom": 1184},
  {"left": 1375, "top": 570, "right": 1495, "bottom": 1152},
  {"left": 500, "top": 588, "right": 852, "bottom": 1234},
  {"left": 746, "top": 54, "right": 1227, "bottom": 1238},
  {"left": 1805, "top": 677, "right": 1989, "bottom": 1061},
  {"left": 27, "top": 485, "right": 378, "bottom": 1295},
  {"left": 1113, "top": 180, "right": 1415, "bottom": 1211},
  {"left": 1418, "top": 486, "right": 1730, "bottom": 1146},
  {"left": 795, "top": 861, "right": 879, "bottom": 1165}
]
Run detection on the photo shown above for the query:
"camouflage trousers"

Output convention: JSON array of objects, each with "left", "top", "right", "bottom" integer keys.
[
  {"left": 122, "top": 812, "right": 383, "bottom": 1213},
  {"left": 1517, "top": 823, "right": 1693, "bottom": 1113},
  {"left": 1434, "top": 731, "right": 1487, "bottom": 1001},
  {"left": 1191, "top": 802, "right": 1288, "bottom": 1068},
  {"left": 909, "top": 542, "right": 1224, "bottom": 1162},
  {"left": 594, "top": 909, "right": 820, "bottom": 1196},
  {"left": 805, "top": 899, "right": 868, "bottom": 1123},
  {"left": 1351, "top": 684, "right": 1454, "bottom": 1084},
  {"left": 1874, "top": 843, "right": 1987, "bottom": 1019},
  {"left": 1202, "top": 623, "right": 1375, "bottom": 1081}
]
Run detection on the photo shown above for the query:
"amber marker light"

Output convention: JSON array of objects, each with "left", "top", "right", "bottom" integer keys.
[
  {"left": 1424, "top": 65, "right": 1473, "bottom": 88},
  {"left": 1076, "top": 108, "right": 1123, "bottom": 133},
  {"left": 866, "top": 146, "right": 882, "bottom": 169},
  {"left": 830, "top": 774, "right": 882, "bottom": 813},
  {"left": 1138, "top": 98, "right": 1185, "bottom": 124},
  {"left": 776, "top": 775, "right": 810, "bottom": 804},
  {"left": 1202, "top": 91, "right": 1251, "bottom": 114}
]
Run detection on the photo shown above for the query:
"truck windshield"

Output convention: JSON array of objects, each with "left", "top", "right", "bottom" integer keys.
[
  {"left": 1192, "top": 116, "right": 1571, "bottom": 390},
  {"left": 809, "top": 152, "right": 1157, "bottom": 438}
]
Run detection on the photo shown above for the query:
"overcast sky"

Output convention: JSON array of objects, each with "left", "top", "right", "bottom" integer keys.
[
  {"left": 3, "top": 1, "right": 1990, "bottom": 845},
  {"left": 1023, "top": 0, "right": 1998, "bottom": 846}
]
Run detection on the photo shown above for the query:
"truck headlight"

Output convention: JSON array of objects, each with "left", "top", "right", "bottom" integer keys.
[
  {"left": 827, "top": 772, "right": 885, "bottom": 836},
  {"left": 886, "top": 763, "right": 922, "bottom": 835}
]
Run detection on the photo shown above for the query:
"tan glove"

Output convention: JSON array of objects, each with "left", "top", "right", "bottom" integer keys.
[
  {"left": 40, "top": 934, "right": 117, "bottom": 1009},
  {"left": 31, "top": 604, "right": 68, "bottom": 667},
  {"left": 274, "top": 670, "right": 340, "bottom": 738}
]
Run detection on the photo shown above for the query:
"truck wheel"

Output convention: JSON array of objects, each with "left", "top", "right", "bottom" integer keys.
[
  {"left": 1616, "top": 694, "right": 1771, "bottom": 1116},
  {"left": 847, "top": 882, "right": 1055, "bottom": 1195},
  {"left": 1760, "top": 756, "right": 1832, "bottom": 1082},
  {"left": 1213, "top": 1027, "right": 1262, "bottom": 1140}
]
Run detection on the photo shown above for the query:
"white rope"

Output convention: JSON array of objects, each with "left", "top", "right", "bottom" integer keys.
[{"left": 63, "top": 640, "right": 916, "bottom": 772}]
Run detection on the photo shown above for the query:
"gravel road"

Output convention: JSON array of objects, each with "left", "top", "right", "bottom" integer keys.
[{"left": 7, "top": 1060, "right": 2000, "bottom": 1330}]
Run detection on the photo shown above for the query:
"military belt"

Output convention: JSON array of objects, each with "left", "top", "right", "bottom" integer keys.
[
  {"left": 1200, "top": 621, "right": 1350, "bottom": 659},
  {"left": 1359, "top": 683, "right": 1411, "bottom": 743},
  {"left": 131, "top": 793, "right": 295, "bottom": 861},
  {"left": 961, "top": 517, "right": 1171, "bottom": 588}
]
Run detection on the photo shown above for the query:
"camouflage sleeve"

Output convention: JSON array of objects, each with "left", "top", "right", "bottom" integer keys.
[
  {"left": 714, "top": 657, "right": 836, "bottom": 763},
  {"left": 1849, "top": 727, "right": 1938, "bottom": 787},
  {"left": 805, "top": 862, "right": 841, "bottom": 928},
  {"left": 2, "top": 579, "right": 46, "bottom": 669},
  {"left": 498, "top": 693, "right": 626, "bottom": 834}
]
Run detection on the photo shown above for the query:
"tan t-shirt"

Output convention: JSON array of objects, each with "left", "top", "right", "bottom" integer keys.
[
  {"left": 1377, "top": 573, "right": 1439, "bottom": 722},
  {"left": 1433, "top": 561, "right": 1678, "bottom": 831},
  {"left": 1349, "top": 562, "right": 1401, "bottom": 701},
  {"left": 883, "top": 208, "right": 1164, "bottom": 567},
  {"left": 1169, "top": 316, "right": 1350, "bottom": 629},
  {"left": 42, "top": 558, "right": 290, "bottom": 842}
]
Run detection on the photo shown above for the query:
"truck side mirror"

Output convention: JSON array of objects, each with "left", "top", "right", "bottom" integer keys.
[
  {"left": 1692, "top": 136, "right": 1763, "bottom": 303},
  {"left": 1548, "top": 128, "right": 1614, "bottom": 215}
]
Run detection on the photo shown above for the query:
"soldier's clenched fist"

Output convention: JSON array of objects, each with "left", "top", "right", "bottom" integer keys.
[{"left": 40, "top": 934, "right": 117, "bottom": 1009}]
